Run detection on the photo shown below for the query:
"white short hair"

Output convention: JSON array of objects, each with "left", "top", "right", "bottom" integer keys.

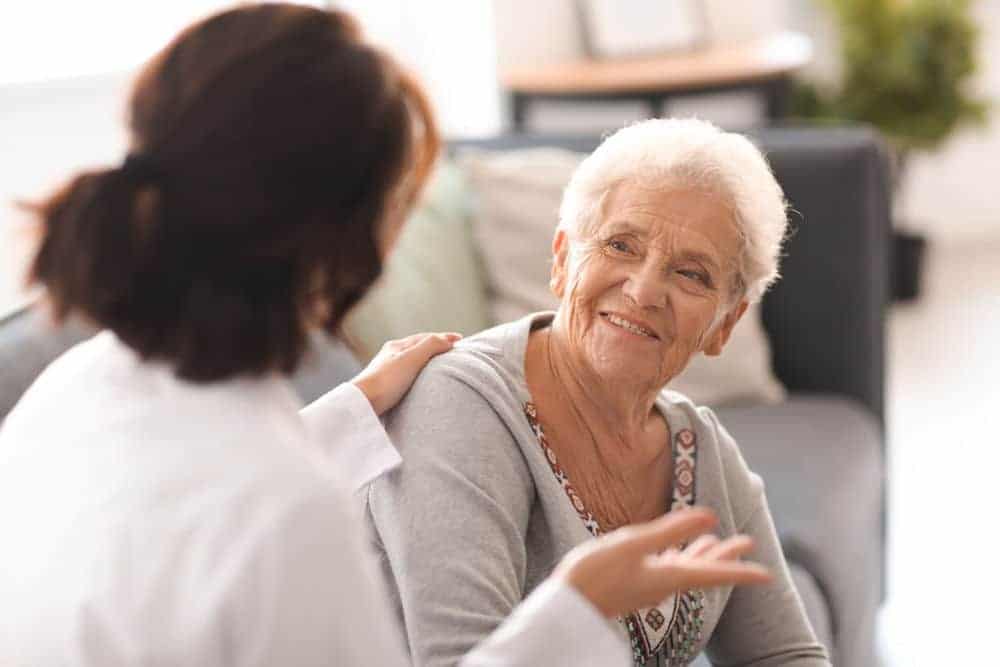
[{"left": 558, "top": 118, "right": 788, "bottom": 303}]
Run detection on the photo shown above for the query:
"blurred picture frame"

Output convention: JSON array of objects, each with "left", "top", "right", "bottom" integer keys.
[{"left": 578, "top": 0, "right": 708, "bottom": 59}]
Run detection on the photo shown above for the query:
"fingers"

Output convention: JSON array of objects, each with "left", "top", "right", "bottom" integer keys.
[
  {"left": 389, "top": 333, "right": 428, "bottom": 350},
  {"left": 701, "top": 535, "right": 755, "bottom": 562},
  {"left": 409, "top": 332, "right": 461, "bottom": 358},
  {"left": 613, "top": 507, "right": 717, "bottom": 556},
  {"left": 383, "top": 333, "right": 430, "bottom": 353},
  {"left": 674, "top": 534, "right": 754, "bottom": 563},
  {"left": 682, "top": 533, "right": 721, "bottom": 559},
  {"left": 386, "top": 332, "right": 463, "bottom": 354},
  {"left": 674, "top": 560, "right": 773, "bottom": 589}
]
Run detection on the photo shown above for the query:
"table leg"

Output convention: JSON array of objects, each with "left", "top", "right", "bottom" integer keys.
[
  {"left": 511, "top": 92, "right": 528, "bottom": 132},
  {"left": 642, "top": 95, "right": 659, "bottom": 119},
  {"left": 764, "top": 77, "right": 792, "bottom": 121},
  {"left": 655, "top": 96, "right": 672, "bottom": 119}
]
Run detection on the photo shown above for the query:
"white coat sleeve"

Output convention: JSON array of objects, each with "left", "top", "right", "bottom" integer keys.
[
  {"left": 300, "top": 382, "right": 401, "bottom": 492},
  {"left": 460, "top": 578, "right": 631, "bottom": 666}
]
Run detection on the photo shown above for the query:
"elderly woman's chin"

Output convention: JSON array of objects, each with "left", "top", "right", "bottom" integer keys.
[{"left": 584, "top": 314, "right": 683, "bottom": 388}]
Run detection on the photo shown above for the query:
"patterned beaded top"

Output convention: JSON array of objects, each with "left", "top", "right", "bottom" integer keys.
[{"left": 523, "top": 401, "right": 707, "bottom": 666}]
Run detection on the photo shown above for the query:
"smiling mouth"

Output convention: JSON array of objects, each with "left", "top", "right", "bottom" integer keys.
[{"left": 599, "top": 312, "right": 659, "bottom": 339}]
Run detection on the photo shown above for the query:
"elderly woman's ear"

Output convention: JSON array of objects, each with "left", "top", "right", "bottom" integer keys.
[
  {"left": 702, "top": 299, "right": 750, "bottom": 356},
  {"left": 549, "top": 229, "right": 570, "bottom": 298}
]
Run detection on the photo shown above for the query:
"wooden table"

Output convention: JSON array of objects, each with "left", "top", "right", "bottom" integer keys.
[{"left": 502, "top": 31, "right": 812, "bottom": 130}]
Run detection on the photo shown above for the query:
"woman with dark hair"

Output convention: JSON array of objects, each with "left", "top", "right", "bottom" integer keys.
[{"left": 0, "top": 5, "right": 771, "bottom": 666}]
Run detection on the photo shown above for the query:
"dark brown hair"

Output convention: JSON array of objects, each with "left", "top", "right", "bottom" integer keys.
[{"left": 27, "top": 3, "right": 439, "bottom": 382}]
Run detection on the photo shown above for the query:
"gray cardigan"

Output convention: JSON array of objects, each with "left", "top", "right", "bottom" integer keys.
[{"left": 365, "top": 313, "right": 829, "bottom": 666}]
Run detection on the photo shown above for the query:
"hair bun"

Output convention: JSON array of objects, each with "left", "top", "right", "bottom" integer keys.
[{"left": 120, "top": 153, "right": 165, "bottom": 183}]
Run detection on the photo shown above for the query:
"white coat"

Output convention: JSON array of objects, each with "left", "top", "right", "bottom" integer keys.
[{"left": 0, "top": 332, "right": 628, "bottom": 666}]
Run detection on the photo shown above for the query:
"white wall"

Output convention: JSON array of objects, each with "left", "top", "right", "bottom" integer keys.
[
  {"left": 0, "top": 72, "right": 133, "bottom": 314},
  {"left": 334, "top": 0, "right": 502, "bottom": 138}
]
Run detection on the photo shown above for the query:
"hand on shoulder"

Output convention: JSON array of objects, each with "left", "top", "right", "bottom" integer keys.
[{"left": 352, "top": 332, "right": 462, "bottom": 415}]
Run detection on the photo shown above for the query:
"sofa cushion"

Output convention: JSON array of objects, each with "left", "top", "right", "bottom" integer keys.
[
  {"left": 458, "top": 148, "right": 578, "bottom": 325},
  {"left": 715, "top": 396, "right": 882, "bottom": 667},
  {"left": 457, "top": 146, "right": 785, "bottom": 407}
]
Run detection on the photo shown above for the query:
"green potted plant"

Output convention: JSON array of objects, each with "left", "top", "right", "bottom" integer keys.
[{"left": 793, "top": 0, "right": 989, "bottom": 300}]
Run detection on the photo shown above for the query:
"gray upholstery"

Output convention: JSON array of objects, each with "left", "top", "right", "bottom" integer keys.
[
  {"left": 717, "top": 397, "right": 882, "bottom": 667},
  {"left": 293, "top": 332, "right": 363, "bottom": 403},
  {"left": 754, "top": 127, "right": 891, "bottom": 424},
  {"left": 0, "top": 308, "right": 94, "bottom": 419}
]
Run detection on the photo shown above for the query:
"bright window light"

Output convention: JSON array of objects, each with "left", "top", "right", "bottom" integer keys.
[{"left": 0, "top": 1, "right": 327, "bottom": 86}]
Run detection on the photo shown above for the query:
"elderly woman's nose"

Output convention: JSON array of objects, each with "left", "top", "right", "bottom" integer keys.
[{"left": 622, "top": 264, "right": 665, "bottom": 308}]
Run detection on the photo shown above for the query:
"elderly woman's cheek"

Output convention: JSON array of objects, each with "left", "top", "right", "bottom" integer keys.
[
  {"left": 560, "top": 254, "right": 604, "bottom": 348},
  {"left": 664, "top": 284, "right": 719, "bottom": 355},
  {"left": 565, "top": 252, "right": 615, "bottom": 314},
  {"left": 562, "top": 248, "right": 598, "bottom": 297}
]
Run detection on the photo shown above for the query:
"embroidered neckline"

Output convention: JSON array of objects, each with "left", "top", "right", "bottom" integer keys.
[{"left": 523, "top": 401, "right": 706, "bottom": 666}]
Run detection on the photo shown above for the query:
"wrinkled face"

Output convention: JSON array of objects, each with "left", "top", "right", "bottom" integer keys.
[{"left": 551, "top": 180, "right": 749, "bottom": 390}]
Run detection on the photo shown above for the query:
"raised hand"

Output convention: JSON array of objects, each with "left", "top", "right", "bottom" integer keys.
[
  {"left": 351, "top": 332, "right": 462, "bottom": 415},
  {"left": 553, "top": 507, "right": 772, "bottom": 618}
]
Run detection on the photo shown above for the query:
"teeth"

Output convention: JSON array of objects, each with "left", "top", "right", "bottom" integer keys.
[{"left": 606, "top": 314, "right": 655, "bottom": 338}]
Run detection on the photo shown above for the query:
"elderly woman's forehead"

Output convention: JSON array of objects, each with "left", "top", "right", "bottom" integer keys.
[{"left": 599, "top": 181, "right": 737, "bottom": 228}]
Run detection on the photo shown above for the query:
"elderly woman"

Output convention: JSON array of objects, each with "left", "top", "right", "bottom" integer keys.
[{"left": 365, "top": 119, "right": 830, "bottom": 666}]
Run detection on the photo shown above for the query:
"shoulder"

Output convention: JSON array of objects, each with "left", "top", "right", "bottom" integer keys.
[
  {"left": 409, "top": 340, "right": 508, "bottom": 398},
  {"left": 414, "top": 316, "right": 528, "bottom": 390},
  {"left": 386, "top": 318, "right": 530, "bottom": 439},
  {"left": 371, "top": 330, "right": 536, "bottom": 516},
  {"left": 380, "top": 351, "right": 532, "bottom": 482}
]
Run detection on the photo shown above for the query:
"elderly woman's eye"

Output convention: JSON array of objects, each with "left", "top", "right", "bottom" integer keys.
[
  {"left": 678, "top": 269, "right": 710, "bottom": 285},
  {"left": 607, "top": 239, "right": 632, "bottom": 254}
]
